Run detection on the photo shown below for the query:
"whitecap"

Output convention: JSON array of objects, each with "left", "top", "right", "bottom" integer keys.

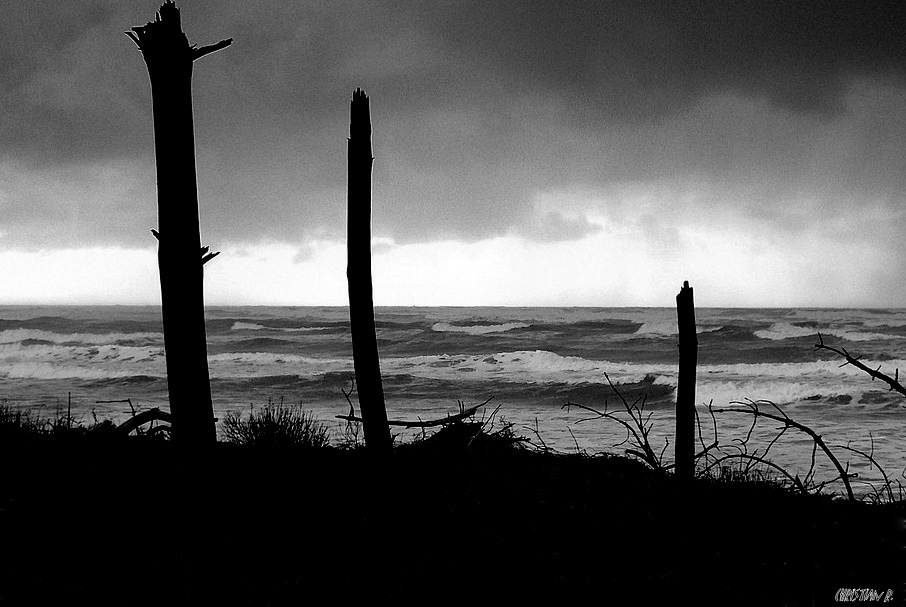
[
  {"left": 381, "top": 350, "right": 676, "bottom": 386},
  {"left": 3, "top": 361, "right": 164, "bottom": 380},
  {"left": 755, "top": 323, "right": 898, "bottom": 342},
  {"left": 231, "top": 322, "right": 267, "bottom": 331},
  {"left": 230, "top": 321, "right": 331, "bottom": 332},
  {"left": 206, "top": 352, "right": 352, "bottom": 379}
]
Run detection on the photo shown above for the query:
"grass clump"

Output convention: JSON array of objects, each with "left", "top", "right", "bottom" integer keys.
[
  {"left": 0, "top": 404, "right": 92, "bottom": 440},
  {"left": 222, "top": 402, "right": 330, "bottom": 449},
  {"left": 0, "top": 405, "right": 41, "bottom": 436}
]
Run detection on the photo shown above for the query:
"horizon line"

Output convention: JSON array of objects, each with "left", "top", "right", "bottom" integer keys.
[{"left": 0, "top": 302, "right": 903, "bottom": 310}]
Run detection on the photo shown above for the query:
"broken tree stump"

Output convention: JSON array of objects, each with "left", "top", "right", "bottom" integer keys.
[
  {"left": 128, "top": 1, "right": 230, "bottom": 448},
  {"left": 346, "top": 88, "right": 392, "bottom": 456}
]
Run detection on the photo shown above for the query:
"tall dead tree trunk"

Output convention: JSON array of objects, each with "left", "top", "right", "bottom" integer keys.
[
  {"left": 675, "top": 280, "right": 698, "bottom": 481},
  {"left": 128, "top": 1, "right": 230, "bottom": 447},
  {"left": 347, "top": 88, "right": 392, "bottom": 456}
]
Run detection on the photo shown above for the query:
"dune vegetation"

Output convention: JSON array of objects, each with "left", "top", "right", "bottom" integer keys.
[{"left": 1, "top": 398, "right": 903, "bottom": 605}]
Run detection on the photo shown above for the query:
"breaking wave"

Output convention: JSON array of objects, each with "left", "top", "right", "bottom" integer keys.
[{"left": 754, "top": 323, "right": 898, "bottom": 342}]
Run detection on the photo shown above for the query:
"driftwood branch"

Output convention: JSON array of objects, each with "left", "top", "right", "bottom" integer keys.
[
  {"left": 337, "top": 398, "right": 492, "bottom": 429},
  {"left": 147, "top": 424, "right": 171, "bottom": 438},
  {"left": 116, "top": 407, "right": 173, "bottom": 436},
  {"left": 815, "top": 333, "right": 906, "bottom": 398}
]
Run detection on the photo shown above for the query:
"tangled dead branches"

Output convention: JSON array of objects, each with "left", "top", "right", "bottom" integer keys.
[
  {"left": 710, "top": 399, "right": 856, "bottom": 500},
  {"left": 564, "top": 373, "right": 677, "bottom": 472},
  {"left": 566, "top": 375, "right": 903, "bottom": 501}
]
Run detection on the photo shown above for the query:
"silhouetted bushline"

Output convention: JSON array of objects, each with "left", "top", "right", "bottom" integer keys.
[
  {"left": 128, "top": 1, "right": 230, "bottom": 448},
  {"left": 0, "top": 402, "right": 168, "bottom": 441}
]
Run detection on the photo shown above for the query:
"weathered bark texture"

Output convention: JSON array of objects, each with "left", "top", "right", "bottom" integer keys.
[
  {"left": 128, "top": 2, "right": 230, "bottom": 447},
  {"left": 346, "top": 88, "right": 392, "bottom": 455},
  {"left": 675, "top": 280, "right": 698, "bottom": 480}
]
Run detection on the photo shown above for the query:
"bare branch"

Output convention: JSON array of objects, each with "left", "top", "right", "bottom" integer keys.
[
  {"left": 804, "top": 441, "right": 819, "bottom": 487},
  {"left": 201, "top": 249, "right": 220, "bottom": 265},
  {"left": 125, "top": 31, "right": 141, "bottom": 49},
  {"left": 836, "top": 434, "right": 895, "bottom": 503},
  {"left": 191, "top": 38, "right": 233, "bottom": 61},
  {"left": 116, "top": 407, "right": 173, "bottom": 436},
  {"left": 336, "top": 397, "right": 492, "bottom": 429},
  {"left": 523, "top": 417, "right": 553, "bottom": 453},
  {"left": 815, "top": 333, "right": 906, "bottom": 398}
]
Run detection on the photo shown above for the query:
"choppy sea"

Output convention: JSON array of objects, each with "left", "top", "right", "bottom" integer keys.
[{"left": 2, "top": 305, "right": 905, "bottom": 495}]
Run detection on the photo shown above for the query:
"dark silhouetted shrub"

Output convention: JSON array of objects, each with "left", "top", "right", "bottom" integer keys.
[{"left": 222, "top": 403, "right": 330, "bottom": 449}]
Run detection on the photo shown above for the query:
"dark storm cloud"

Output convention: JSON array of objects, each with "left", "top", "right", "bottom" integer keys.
[
  {"left": 427, "top": 0, "right": 906, "bottom": 117},
  {"left": 1, "top": 1, "right": 905, "bottom": 249},
  {"left": 0, "top": 2, "right": 149, "bottom": 165}
]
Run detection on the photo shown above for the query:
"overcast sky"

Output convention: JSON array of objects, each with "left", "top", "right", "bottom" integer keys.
[{"left": 2, "top": 1, "right": 906, "bottom": 306}]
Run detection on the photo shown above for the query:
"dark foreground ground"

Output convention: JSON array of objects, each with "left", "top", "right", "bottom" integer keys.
[{"left": 1, "top": 425, "right": 904, "bottom": 606}]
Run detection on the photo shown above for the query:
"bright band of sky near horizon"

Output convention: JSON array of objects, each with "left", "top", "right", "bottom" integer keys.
[
  {"left": 1, "top": 187, "right": 898, "bottom": 307},
  {"left": 2, "top": 2, "right": 905, "bottom": 307}
]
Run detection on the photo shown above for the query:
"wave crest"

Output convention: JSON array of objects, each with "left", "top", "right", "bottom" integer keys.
[
  {"left": 755, "top": 323, "right": 898, "bottom": 342},
  {"left": 632, "top": 321, "right": 722, "bottom": 338},
  {"left": 0, "top": 328, "right": 162, "bottom": 345},
  {"left": 230, "top": 321, "right": 331, "bottom": 333},
  {"left": 431, "top": 322, "right": 530, "bottom": 335}
]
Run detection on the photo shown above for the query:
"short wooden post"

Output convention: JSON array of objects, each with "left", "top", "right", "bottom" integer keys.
[{"left": 675, "top": 280, "right": 697, "bottom": 480}]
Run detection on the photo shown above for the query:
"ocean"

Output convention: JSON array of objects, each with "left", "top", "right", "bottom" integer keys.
[{"left": 2, "top": 305, "right": 905, "bottom": 496}]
